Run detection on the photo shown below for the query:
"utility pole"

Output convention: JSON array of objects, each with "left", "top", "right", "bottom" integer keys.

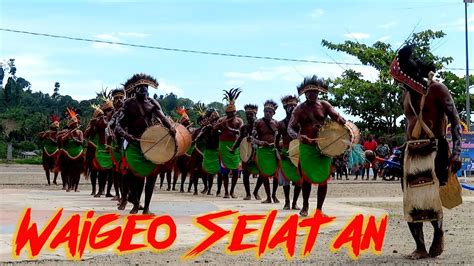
[{"left": 465, "top": 0, "right": 472, "bottom": 130}]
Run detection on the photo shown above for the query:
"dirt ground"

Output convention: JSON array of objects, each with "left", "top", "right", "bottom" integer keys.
[{"left": 1, "top": 164, "right": 473, "bottom": 265}]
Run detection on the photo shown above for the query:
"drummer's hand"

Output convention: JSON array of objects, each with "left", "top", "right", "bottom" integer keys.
[
  {"left": 338, "top": 117, "right": 347, "bottom": 125},
  {"left": 299, "top": 134, "right": 308, "bottom": 142},
  {"left": 449, "top": 153, "right": 462, "bottom": 173},
  {"left": 263, "top": 142, "right": 274, "bottom": 148},
  {"left": 125, "top": 134, "right": 137, "bottom": 142},
  {"left": 169, "top": 127, "right": 176, "bottom": 137}
]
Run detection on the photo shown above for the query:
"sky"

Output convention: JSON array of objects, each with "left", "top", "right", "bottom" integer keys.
[{"left": 1, "top": 0, "right": 473, "bottom": 120}]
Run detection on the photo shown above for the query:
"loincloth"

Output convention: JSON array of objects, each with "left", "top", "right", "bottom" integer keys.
[{"left": 403, "top": 139, "right": 443, "bottom": 222}]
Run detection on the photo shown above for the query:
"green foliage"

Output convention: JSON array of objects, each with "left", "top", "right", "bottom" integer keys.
[
  {"left": 0, "top": 156, "right": 42, "bottom": 164},
  {"left": 14, "top": 141, "right": 37, "bottom": 152},
  {"left": 0, "top": 141, "right": 6, "bottom": 159},
  {"left": 439, "top": 71, "right": 474, "bottom": 122}
]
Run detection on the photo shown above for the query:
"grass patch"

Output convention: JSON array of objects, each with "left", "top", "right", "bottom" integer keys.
[{"left": 0, "top": 156, "right": 42, "bottom": 165}]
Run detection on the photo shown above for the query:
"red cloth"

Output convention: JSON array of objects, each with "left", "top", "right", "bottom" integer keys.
[{"left": 363, "top": 140, "right": 378, "bottom": 151}]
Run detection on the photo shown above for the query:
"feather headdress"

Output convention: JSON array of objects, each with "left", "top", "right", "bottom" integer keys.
[
  {"left": 389, "top": 44, "right": 435, "bottom": 96},
  {"left": 281, "top": 95, "right": 299, "bottom": 106},
  {"left": 223, "top": 88, "right": 242, "bottom": 112},
  {"left": 244, "top": 104, "right": 258, "bottom": 114},
  {"left": 176, "top": 106, "right": 189, "bottom": 121},
  {"left": 66, "top": 107, "right": 79, "bottom": 126},
  {"left": 49, "top": 115, "right": 60, "bottom": 128},
  {"left": 193, "top": 102, "right": 206, "bottom": 117},
  {"left": 263, "top": 100, "right": 278, "bottom": 111},
  {"left": 296, "top": 75, "right": 328, "bottom": 95},
  {"left": 123, "top": 73, "right": 158, "bottom": 93}
]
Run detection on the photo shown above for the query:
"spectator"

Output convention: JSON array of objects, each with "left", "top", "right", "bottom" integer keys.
[{"left": 362, "top": 134, "right": 378, "bottom": 180}]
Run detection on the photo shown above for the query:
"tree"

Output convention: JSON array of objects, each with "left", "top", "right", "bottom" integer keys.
[
  {"left": 52, "top": 82, "right": 60, "bottom": 99},
  {"left": 207, "top": 101, "right": 225, "bottom": 115},
  {"left": 321, "top": 30, "right": 453, "bottom": 134},
  {"left": 438, "top": 71, "right": 474, "bottom": 122}
]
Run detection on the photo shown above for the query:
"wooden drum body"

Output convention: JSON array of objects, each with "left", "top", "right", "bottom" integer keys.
[
  {"left": 140, "top": 123, "right": 192, "bottom": 164},
  {"left": 317, "top": 121, "right": 359, "bottom": 157}
]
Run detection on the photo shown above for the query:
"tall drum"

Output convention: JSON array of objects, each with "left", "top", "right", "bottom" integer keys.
[
  {"left": 288, "top": 139, "right": 300, "bottom": 167},
  {"left": 140, "top": 123, "right": 192, "bottom": 164},
  {"left": 239, "top": 137, "right": 254, "bottom": 163}
]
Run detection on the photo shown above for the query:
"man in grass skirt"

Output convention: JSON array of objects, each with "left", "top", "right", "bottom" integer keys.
[
  {"left": 288, "top": 76, "right": 346, "bottom": 217},
  {"left": 276, "top": 95, "right": 302, "bottom": 210},
  {"left": 252, "top": 100, "right": 280, "bottom": 204}
]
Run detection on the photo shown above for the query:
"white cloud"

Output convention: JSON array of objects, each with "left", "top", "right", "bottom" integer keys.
[
  {"left": 376, "top": 35, "right": 391, "bottom": 42},
  {"left": 310, "top": 9, "right": 324, "bottom": 19},
  {"left": 224, "top": 62, "right": 379, "bottom": 85},
  {"left": 157, "top": 79, "right": 183, "bottom": 96},
  {"left": 2, "top": 54, "right": 109, "bottom": 100},
  {"left": 438, "top": 14, "right": 474, "bottom": 32},
  {"left": 343, "top": 32, "right": 370, "bottom": 40},
  {"left": 378, "top": 21, "right": 397, "bottom": 29},
  {"left": 94, "top": 34, "right": 120, "bottom": 42},
  {"left": 91, "top": 32, "right": 149, "bottom": 50},
  {"left": 92, "top": 34, "right": 126, "bottom": 51},
  {"left": 117, "top": 32, "right": 150, "bottom": 38}
]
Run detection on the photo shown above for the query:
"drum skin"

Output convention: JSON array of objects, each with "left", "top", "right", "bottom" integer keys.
[
  {"left": 239, "top": 137, "right": 253, "bottom": 162},
  {"left": 288, "top": 139, "right": 300, "bottom": 167},
  {"left": 317, "top": 121, "right": 353, "bottom": 157},
  {"left": 140, "top": 124, "right": 192, "bottom": 164}
]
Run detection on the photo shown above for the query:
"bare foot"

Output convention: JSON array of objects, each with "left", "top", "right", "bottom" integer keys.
[
  {"left": 223, "top": 194, "right": 230, "bottom": 199},
  {"left": 112, "top": 196, "right": 120, "bottom": 201},
  {"left": 283, "top": 202, "right": 290, "bottom": 210},
  {"left": 292, "top": 204, "right": 301, "bottom": 210},
  {"left": 216, "top": 192, "right": 221, "bottom": 197},
  {"left": 138, "top": 205, "right": 144, "bottom": 210},
  {"left": 74, "top": 190, "right": 80, "bottom": 192},
  {"left": 253, "top": 193, "right": 261, "bottom": 201},
  {"left": 261, "top": 198, "right": 272, "bottom": 204},
  {"left": 53, "top": 181, "right": 58, "bottom": 185},
  {"left": 94, "top": 192, "right": 102, "bottom": 198},
  {"left": 193, "top": 191, "right": 198, "bottom": 195},
  {"left": 299, "top": 207, "right": 309, "bottom": 217},
  {"left": 105, "top": 193, "right": 113, "bottom": 198},
  {"left": 243, "top": 195, "right": 251, "bottom": 200},
  {"left": 231, "top": 193, "right": 237, "bottom": 199},
  {"left": 142, "top": 209, "right": 155, "bottom": 215},
  {"left": 118, "top": 201, "right": 127, "bottom": 210},
  {"left": 429, "top": 232, "right": 444, "bottom": 258},
  {"left": 404, "top": 249, "right": 429, "bottom": 260},
  {"left": 272, "top": 196, "right": 280, "bottom": 203},
  {"left": 180, "top": 189, "right": 185, "bottom": 193},
  {"left": 201, "top": 188, "right": 208, "bottom": 194},
  {"left": 129, "top": 205, "right": 139, "bottom": 214}
]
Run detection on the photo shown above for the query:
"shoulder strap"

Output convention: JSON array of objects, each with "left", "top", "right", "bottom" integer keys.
[
  {"left": 262, "top": 119, "right": 275, "bottom": 134},
  {"left": 408, "top": 91, "right": 435, "bottom": 139}
]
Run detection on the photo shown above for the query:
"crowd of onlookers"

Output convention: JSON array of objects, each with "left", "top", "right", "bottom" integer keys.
[{"left": 332, "top": 134, "right": 402, "bottom": 181}]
